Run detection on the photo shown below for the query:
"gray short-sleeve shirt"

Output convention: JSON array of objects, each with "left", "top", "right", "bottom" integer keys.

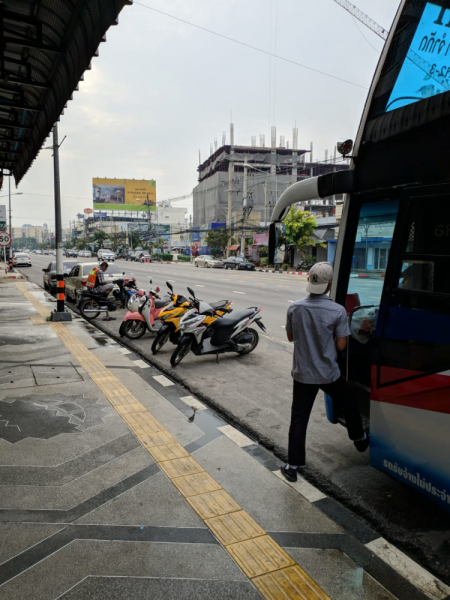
[{"left": 285, "top": 294, "right": 350, "bottom": 385}]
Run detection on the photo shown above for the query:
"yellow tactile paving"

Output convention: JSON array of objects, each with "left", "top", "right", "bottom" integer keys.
[
  {"left": 227, "top": 535, "right": 295, "bottom": 578},
  {"left": 15, "top": 283, "right": 331, "bottom": 600},
  {"left": 147, "top": 442, "right": 190, "bottom": 462},
  {"left": 30, "top": 316, "right": 47, "bottom": 325},
  {"left": 206, "top": 510, "right": 266, "bottom": 546},
  {"left": 171, "top": 471, "right": 222, "bottom": 498},
  {"left": 158, "top": 456, "right": 204, "bottom": 479},
  {"left": 187, "top": 489, "right": 241, "bottom": 520},
  {"left": 253, "top": 566, "right": 331, "bottom": 600}
]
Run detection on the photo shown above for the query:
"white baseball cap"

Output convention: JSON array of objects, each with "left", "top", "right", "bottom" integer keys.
[{"left": 306, "top": 262, "right": 334, "bottom": 294}]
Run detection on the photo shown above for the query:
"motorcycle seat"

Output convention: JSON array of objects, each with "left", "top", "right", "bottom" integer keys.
[
  {"left": 212, "top": 308, "right": 256, "bottom": 329},
  {"left": 154, "top": 299, "right": 168, "bottom": 309},
  {"left": 210, "top": 300, "right": 230, "bottom": 310}
]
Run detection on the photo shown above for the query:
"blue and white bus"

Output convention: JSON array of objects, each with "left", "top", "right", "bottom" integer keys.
[{"left": 270, "top": 0, "right": 450, "bottom": 512}]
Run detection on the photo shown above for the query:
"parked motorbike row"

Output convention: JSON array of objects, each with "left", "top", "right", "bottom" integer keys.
[{"left": 77, "top": 279, "right": 266, "bottom": 366}]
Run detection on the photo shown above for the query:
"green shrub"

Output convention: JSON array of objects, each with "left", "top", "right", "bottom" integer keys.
[
  {"left": 282, "top": 263, "right": 290, "bottom": 271},
  {"left": 159, "top": 253, "right": 173, "bottom": 261},
  {"left": 177, "top": 255, "right": 190, "bottom": 262}
]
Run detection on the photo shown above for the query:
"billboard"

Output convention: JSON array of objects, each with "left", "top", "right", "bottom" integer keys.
[{"left": 93, "top": 178, "right": 156, "bottom": 212}]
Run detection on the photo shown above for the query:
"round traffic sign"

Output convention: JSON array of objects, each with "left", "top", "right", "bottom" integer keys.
[
  {"left": 84, "top": 208, "right": 93, "bottom": 214},
  {"left": 0, "top": 231, "right": 11, "bottom": 246}
]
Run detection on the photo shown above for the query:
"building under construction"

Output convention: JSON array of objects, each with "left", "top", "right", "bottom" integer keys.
[{"left": 193, "top": 126, "right": 349, "bottom": 232}]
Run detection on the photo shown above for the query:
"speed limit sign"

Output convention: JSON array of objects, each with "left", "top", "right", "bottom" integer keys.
[{"left": 0, "top": 231, "right": 11, "bottom": 246}]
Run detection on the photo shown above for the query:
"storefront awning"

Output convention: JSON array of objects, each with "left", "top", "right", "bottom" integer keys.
[
  {"left": 228, "top": 245, "right": 240, "bottom": 251},
  {"left": 0, "top": 0, "right": 132, "bottom": 184}
]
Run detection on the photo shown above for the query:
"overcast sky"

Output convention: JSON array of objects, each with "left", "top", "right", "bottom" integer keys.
[{"left": 9, "top": 0, "right": 399, "bottom": 230}]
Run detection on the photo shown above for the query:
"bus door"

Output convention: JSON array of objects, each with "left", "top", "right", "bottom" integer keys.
[
  {"left": 333, "top": 197, "right": 401, "bottom": 422},
  {"left": 369, "top": 186, "right": 450, "bottom": 511}
]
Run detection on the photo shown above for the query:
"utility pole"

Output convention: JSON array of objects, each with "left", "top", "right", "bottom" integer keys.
[
  {"left": 227, "top": 162, "right": 233, "bottom": 257},
  {"left": 144, "top": 196, "right": 152, "bottom": 254},
  {"left": 240, "top": 165, "right": 248, "bottom": 256},
  {"left": 51, "top": 124, "right": 71, "bottom": 321},
  {"left": 264, "top": 179, "right": 268, "bottom": 228}
]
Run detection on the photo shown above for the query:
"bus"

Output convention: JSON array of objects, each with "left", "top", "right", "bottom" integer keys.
[{"left": 269, "top": 0, "right": 450, "bottom": 513}]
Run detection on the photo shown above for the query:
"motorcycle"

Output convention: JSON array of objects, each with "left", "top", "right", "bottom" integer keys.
[
  {"left": 170, "top": 287, "right": 266, "bottom": 366},
  {"left": 78, "top": 278, "right": 137, "bottom": 320},
  {"left": 119, "top": 281, "right": 171, "bottom": 339},
  {"left": 151, "top": 282, "right": 233, "bottom": 355}
]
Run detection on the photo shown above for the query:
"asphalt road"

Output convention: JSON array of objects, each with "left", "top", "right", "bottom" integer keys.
[{"left": 23, "top": 253, "right": 450, "bottom": 584}]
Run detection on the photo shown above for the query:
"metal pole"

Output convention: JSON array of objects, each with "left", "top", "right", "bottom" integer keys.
[
  {"left": 240, "top": 165, "right": 248, "bottom": 256},
  {"left": 227, "top": 162, "right": 233, "bottom": 257},
  {"left": 51, "top": 124, "right": 71, "bottom": 321},
  {"left": 8, "top": 176, "right": 11, "bottom": 238},
  {"left": 264, "top": 179, "right": 268, "bottom": 228}
]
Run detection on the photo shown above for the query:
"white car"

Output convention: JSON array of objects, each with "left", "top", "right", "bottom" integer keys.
[
  {"left": 12, "top": 253, "right": 31, "bottom": 267},
  {"left": 97, "top": 249, "right": 115, "bottom": 262},
  {"left": 65, "top": 262, "right": 123, "bottom": 302},
  {"left": 194, "top": 255, "right": 223, "bottom": 268}
]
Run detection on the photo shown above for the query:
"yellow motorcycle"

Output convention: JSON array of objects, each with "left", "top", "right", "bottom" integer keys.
[{"left": 151, "top": 282, "right": 232, "bottom": 354}]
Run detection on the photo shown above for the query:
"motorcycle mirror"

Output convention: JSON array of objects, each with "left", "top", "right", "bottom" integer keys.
[
  {"left": 149, "top": 278, "right": 153, "bottom": 284},
  {"left": 187, "top": 286, "right": 195, "bottom": 298},
  {"left": 166, "top": 281, "right": 173, "bottom": 292},
  {"left": 123, "top": 271, "right": 125, "bottom": 275},
  {"left": 155, "top": 286, "right": 160, "bottom": 293}
]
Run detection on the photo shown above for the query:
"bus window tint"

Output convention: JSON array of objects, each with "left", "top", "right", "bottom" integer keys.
[
  {"left": 398, "top": 261, "right": 434, "bottom": 292},
  {"left": 400, "top": 198, "right": 450, "bottom": 295},
  {"left": 347, "top": 200, "right": 399, "bottom": 306}
]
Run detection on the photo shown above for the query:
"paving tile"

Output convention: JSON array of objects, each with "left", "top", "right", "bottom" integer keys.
[
  {"left": 158, "top": 456, "right": 204, "bottom": 479},
  {"left": 172, "top": 472, "right": 222, "bottom": 498},
  {"left": 147, "top": 442, "right": 190, "bottom": 462},
  {"left": 180, "top": 395, "right": 207, "bottom": 411},
  {"left": 227, "top": 535, "right": 295, "bottom": 578},
  {"left": 253, "top": 565, "right": 331, "bottom": 600},
  {"left": 218, "top": 425, "right": 254, "bottom": 447},
  {"left": 153, "top": 374, "right": 174, "bottom": 387},
  {"left": 207, "top": 510, "right": 266, "bottom": 546},
  {"left": 187, "top": 489, "right": 241, "bottom": 520},
  {"left": 138, "top": 431, "right": 177, "bottom": 448}
]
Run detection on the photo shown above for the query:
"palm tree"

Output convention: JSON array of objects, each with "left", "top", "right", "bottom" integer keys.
[{"left": 93, "top": 230, "right": 108, "bottom": 246}]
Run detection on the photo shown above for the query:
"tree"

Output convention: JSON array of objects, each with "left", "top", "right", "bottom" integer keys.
[
  {"left": 93, "top": 230, "right": 108, "bottom": 246},
  {"left": 76, "top": 238, "right": 89, "bottom": 250},
  {"left": 284, "top": 208, "right": 324, "bottom": 261},
  {"left": 110, "top": 232, "right": 127, "bottom": 251},
  {"left": 204, "top": 228, "right": 233, "bottom": 255},
  {"left": 153, "top": 237, "right": 166, "bottom": 253}
]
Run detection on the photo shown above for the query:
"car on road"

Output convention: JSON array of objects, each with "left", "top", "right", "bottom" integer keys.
[
  {"left": 125, "top": 251, "right": 136, "bottom": 261},
  {"left": 97, "top": 248, "right": 115, "bottom": 262},
  {"left": 78, "top": 250, "right": 92, "bottom": 258},
  {"left": 35, "top": 249, "right": 43, "bottom": 255},
  {"left": 42, "top": 260, "right": 79, "bottom": 291},
  {"left": 222, "top": 256, "right": 255, "bottom": 271},
  {"left": 43, "top": 249, "right": 51, "bottom": 255},
  {"left": 12, "top": 252, "right": 31, "bottom": 267},
  {"left": 65, "top": 249, "right": 78, "bottom": 257},
  {"left": 194, "top": 255, "right": 223, "bottom": 268},
  {"left": 136, "top": 251, "right": 151, "bottom": 262},
  {"left": 65, "top": 261, "right": 124, "bottom": 302}
]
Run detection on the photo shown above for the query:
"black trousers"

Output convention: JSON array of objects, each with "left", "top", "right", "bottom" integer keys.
[{"left": 288, "top": 377, "right": 364, "bottom": 467}]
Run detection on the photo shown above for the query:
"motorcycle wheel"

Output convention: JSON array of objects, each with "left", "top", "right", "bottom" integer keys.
[
  {"left": 79, "top": 298, "right": 101, "bottom": 320},
  {"left": 119, "top": 322, "right": 126, "bottom": 337},
  {"left": 151, "top": 327, "right": 171, "bottom": 354},
  {"left": 123, "top": 320, "right": 147, "bottom": 339},
  {"left": 236, "top": 328, "right": 259, "bottom": 355},
  {"left": 170, "top": 337, "right": 192, "bottom": 366}
]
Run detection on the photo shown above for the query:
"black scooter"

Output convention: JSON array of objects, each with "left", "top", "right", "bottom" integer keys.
[{"left": 77, "top": 278, "right": 137, "bottom": 320}]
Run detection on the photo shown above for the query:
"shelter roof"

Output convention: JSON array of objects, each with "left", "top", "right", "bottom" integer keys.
[{"left": 0, "top": 0, "right": 132, "bottom": 184}]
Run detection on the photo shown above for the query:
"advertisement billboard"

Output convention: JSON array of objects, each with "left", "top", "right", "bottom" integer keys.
[{"left": 92, "top": 178, "right": 156, "bottom": 212}]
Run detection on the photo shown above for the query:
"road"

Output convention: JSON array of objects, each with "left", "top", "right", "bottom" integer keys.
[{"left": 23, "top": 253, "right": 450, "bottom": 585}]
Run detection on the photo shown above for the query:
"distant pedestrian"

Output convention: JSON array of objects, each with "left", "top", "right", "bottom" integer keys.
[{"left": 281, "top": 262, "right": 369, "bottom": 482}]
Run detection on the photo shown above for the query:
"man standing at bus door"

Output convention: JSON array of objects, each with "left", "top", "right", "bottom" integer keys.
[{"left": 281, "top": 262, "right": 369, "bottom": 483}]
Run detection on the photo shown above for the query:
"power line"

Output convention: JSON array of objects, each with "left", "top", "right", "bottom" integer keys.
[{"left": 134, "top": 1, "right": 368, "bottom": 90}]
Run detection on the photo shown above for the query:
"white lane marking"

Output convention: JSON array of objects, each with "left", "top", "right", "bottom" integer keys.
[
  {"left": 288, "top": 300, "right": 294, "bottom": 303},
  {"left": 233, "top": 291, "right": 246, "bottom": 294},
  {"left": 218, "top": 425, "right": 254, "bottom": 447},
  {"left": 180, "top": 395, "right": 207, "bottom": 411},
  {"left": 366, "top": 538, "right": 450, "bottom": 600},
  {"left": 261, "top": 334, "right": 292, "bottom": 347},
  {"left": 273, "top": 470, "right": 327, "bottom": 503},
  {"left": 153, "top": 374, "right": 174, "bottom": 387},
  {"left": 167, "top": 280, "right": 176, "bottom": 283},
  {"left": 195, "top": 285, "right": 205, "bottom": 288},
  {"left": 118, "top": 348, "right": 132, "bottom": 355},
  {"left": 133, "top": 359, "right": 150, "bottom": 369},
  {"left": 281, "top": 326, "right": 285, "bottom": 328}
]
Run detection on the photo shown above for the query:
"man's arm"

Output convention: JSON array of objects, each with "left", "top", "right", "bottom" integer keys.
[
  {"left": 285, "top": 309, "right": 293, "bottom": 342},
  {"left": 335, "top": 336, "right": 347, "bottom": 352}
]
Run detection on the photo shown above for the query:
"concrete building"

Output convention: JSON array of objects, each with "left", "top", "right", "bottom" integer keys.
[
  {"left": 193, "top": 133, "right": 349, "bottom": 238},
  {"left": 12, "top": 225, "right": 45, "bottom": 243}
]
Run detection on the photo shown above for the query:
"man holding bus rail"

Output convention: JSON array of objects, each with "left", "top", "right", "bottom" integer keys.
[{"left": 281, "top": 262, "right": 369, "bottom": 482}]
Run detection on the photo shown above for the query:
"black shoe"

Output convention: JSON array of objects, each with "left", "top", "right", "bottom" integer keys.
[
  {"left": 280, "top": 465, "right": 298, "bottom": 482},
  {"left": 354, "top": 436, "right": 370, "bottom": 452}
]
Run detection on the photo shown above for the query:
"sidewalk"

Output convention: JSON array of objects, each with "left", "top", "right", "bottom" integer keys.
[{"left": 0, "top": 280, "right": 447, "bottom": 600}]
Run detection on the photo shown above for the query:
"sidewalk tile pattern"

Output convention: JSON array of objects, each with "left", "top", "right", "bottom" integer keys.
[{"left": 17, "top": 283, "right": 331, "bottom": 600}]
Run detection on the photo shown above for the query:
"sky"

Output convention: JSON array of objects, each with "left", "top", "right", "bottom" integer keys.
[{"left": 8, "top": 0, "right": 399, "bottom": 231}]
